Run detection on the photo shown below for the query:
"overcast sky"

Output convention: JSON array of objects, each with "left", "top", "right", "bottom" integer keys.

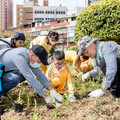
[{"left": 13, "top": 0, "right": 85, "bottom": 27}]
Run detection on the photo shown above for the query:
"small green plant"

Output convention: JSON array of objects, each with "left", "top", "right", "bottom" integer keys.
[
  {"left": 51, "top": 105, "right": 61, "bottom": 118},
  {"left": 63, "top": 94, "right": 70, "bottom": 108},
  {"left": 27, "top": 94, "right": 31, "bottom": 108},
  {"left": 34, "top": 99, "right": 37, "bottom": 113},
  {"left": 32, "top": 113, "right": 43, "bottom": 120},
  {"left": 94, "top": 100, "right": 101, "bottom": 114},
  {"left": 7, "top": 91, "right": 13, "bottom": 106},
  {"left": 32, "top": 99, "right": 43, "bottom": 120},
  {"left": 17, "top": 92, "right": 23, "bottom": 104},
  {"left": 80, "top": 83, "right": 87, "bottom": 95}
]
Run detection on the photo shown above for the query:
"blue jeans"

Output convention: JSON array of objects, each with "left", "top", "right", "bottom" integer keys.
[{"left": 0, "top": 72, "right": 25, "bottom": 96}]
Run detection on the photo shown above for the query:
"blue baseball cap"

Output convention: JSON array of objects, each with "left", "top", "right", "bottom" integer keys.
[{"left": 11, "top": 32, "right": 25, "bottom": 41}]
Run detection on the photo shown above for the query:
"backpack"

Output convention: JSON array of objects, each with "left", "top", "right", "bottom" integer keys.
[
  {"left": 0, "top": 38, "right": 10, "bottom": 46},
  {"left": 0, "top": 63, "right": 5, "bottom": 92}
]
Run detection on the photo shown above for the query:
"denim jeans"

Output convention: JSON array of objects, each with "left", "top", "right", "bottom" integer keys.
[{"left": 0, "top": 72, "right": 25, "bottom": 96}]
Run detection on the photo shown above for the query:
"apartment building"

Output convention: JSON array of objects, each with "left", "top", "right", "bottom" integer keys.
[
  {"left": 0, "top": 0, "right": 13, "bottom": 30},
  {"left": 33, "top": 5, "right": 67, "bottom": 22},
  {"left": 16, "top": 0, "right": 68, "bottom": 26}
]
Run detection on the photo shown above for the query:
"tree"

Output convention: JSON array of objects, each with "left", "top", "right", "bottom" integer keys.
[{"left": 75, "top": 0, "right": 120, "bottom": 44}]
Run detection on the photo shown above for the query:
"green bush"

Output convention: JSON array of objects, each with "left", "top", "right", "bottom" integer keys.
[
  {"left": 75, "top": 0, "right": 120, "bottom": 44},
  {"left": 67, "top": 46, "right": 78, "bottom": 51},
  {"left": 22, "top": 38, "right": 31, "bottom": 49}
]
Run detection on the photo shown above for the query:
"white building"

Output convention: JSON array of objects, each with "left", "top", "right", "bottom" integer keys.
[
  {"left": 33, "top": 5, "right": 68, "bottom": 21},
  {"left": 85, "top": 0, "right": 100, "bottom": 8}
]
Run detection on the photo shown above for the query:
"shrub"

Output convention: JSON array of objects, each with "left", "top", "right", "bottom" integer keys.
[
  {"left": 75, "top": 0, "right": 120, "bottom": 44},
  {"left": 67, "top": 46, "right": 78, "bottom": 51}
]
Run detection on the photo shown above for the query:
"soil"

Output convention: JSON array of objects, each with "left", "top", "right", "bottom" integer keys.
[{"left": 1, "top": 83, "right": 120, "bottom": 120}]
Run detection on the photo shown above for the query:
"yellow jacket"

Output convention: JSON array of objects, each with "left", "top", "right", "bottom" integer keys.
[
  {"left": 30, "top": 36, "right": 52, "bottom": 52},
  {"left": 80, "top": 59, "right": 93, "bottom": 73},
  {"left": 65, "top": 50, "right": 78, "bottom": 64},
  {"left": 46, "top": 63, "right": 75, "bottom": 94},
  {"left": 65, "top": 50, "right": 93, "bottom": 74}
]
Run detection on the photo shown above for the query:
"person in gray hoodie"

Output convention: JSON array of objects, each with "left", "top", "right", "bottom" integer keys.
[
  {"left": 77, "top": 36, "right": 120, "bottom": 98},
  {"left": 0, "top": 45, "right": 62, "bottom": 104}
]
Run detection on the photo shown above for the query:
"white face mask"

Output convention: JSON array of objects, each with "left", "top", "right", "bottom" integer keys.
[
  {"left": 50, "top": 41, "right": 55, "bottom": 45},
  {"left": 29, "top": 62, "right": 40, "bottom": 68}
]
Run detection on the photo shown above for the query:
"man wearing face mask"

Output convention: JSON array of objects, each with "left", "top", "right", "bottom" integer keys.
[
  {"left": 30, "top": 30, "right": 59, "bottom": 74},
  {"left": 0, "top": 45, "right": 62, "bottom": 104}
]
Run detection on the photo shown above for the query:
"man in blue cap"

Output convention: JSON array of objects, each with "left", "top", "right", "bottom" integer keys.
[
  {"left": 0, "top": 45, "right": 62, "bottom": 104},
  {"left": 77, "top": 36, "right": 120, "bottom": 98},
  {"left": 0, "top": 32, "right": 25, "bottom": 49}
]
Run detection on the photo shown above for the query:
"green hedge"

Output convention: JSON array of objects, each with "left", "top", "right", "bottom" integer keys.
[
  {"left": 67, "top": 46, "right": 78, "bottom": 51},
  {"left": 75, "top": 0, "right": 120, "bottom": 44}
]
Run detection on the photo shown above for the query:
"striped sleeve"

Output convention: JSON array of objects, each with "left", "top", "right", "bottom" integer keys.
[{"left": 64, "top": 63, "right": 75, "bottom": 93}]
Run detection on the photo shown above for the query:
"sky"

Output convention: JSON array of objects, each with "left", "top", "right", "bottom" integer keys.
[{"left": 13, "top": 0, "right": 85, "bottom": 27}]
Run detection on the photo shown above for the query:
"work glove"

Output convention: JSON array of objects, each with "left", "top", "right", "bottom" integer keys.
[
  {"left": 69, "top": 93, "right": 76, "bottom": 103},
  {"left": 55, "top": 101, "right": 62, "bottom": 107},
  {"left": 82, "top": 72, "right": 91, "bottom": 81},
  {"left": 50, "top": 89, "right": 63, "bottom": 102},
  {"left": 79, "top": 72, "right": 83, "bottom": 76},
  {"left": 88, "top": 89, "right": 105, "bottom": 97},
  {"left": 44, "top": 95, "right": 55, "bottom": 104}
]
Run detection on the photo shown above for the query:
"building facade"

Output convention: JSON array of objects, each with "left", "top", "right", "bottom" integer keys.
[
  {"left": 0, "top": 0, "right": 13, "bottom": 30},
  {"left": 16, "top": 5, "right": 23, "bottom": 26},
  {"left": 85, "top": 0, "right": 100, "bottom": 7},
  {"left": 33, "top": 6, "right": 67, "bottom": 22},
  {"left": 16, "top": 0, "right": 68, "bottom": 27}
]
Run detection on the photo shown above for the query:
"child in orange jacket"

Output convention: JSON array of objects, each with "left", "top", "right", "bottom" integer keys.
[{"left": 46, "top": 50, "right": 76, "bottom": 103}]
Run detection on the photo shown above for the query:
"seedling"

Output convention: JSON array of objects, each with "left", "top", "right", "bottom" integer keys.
[
  {"left": 63, "top": 94, "right": 70, "bottom": 108},
  {"left": 27, "top": 94, "right": 31, "bottom": 108},
  {"left": 51, "top": 104, "right": 61, "bottom": 118}
]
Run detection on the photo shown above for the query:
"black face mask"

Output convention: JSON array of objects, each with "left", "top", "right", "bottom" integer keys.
[
  {"left": 10, "top": 39, "right": 17, "bottom": 48},
  {"left": 81, "top": 53, "right": 89, "bottom": 60}
]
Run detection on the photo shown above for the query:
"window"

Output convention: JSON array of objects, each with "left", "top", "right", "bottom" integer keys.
[
  {"left": 19, "top": 17, "right": 22, "bottom": 20},
  {"left": 19, "top": 13, "right": 22, "bottom": 15},
  {"left": 35, "top": 11, "right": 37, "bottom": 14},
  {"left": 19, "top": 8, "right": 22, "bottom": 11},
  {"left": 19, "top": 22, "right": 22, "bottom": 24}
]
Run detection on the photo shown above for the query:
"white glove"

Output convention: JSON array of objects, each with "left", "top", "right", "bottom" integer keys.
[
  {"left": 69, "top": 93, "right": 76, "bottom": 103},
  {"left": 45, "top": 95, "right": 55, "bottom": 104},
  {"left": 88, "top": 89, "right": 105, "bottom": 97},
  {"left": 79, "top": 72, "right": 83, "bottom": 76},
  {"left": 82, "top": 72, "right": 91, "bottom": 81},
  {"left": 55, "top": 101, "right": 62, "bottom": 107},
  {"left": 50, "top": 89, "right": 63, "bottom": 102}
]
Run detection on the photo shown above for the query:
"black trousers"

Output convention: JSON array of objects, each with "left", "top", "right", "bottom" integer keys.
[{"left": 100, "top": 58, "right": 120, "bottom": 98}]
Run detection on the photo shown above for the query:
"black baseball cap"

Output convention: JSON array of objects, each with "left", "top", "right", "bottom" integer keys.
[
  {"left": 31, "top": 45, "right": 48, "bottom": 65},
  {"left": 11, "top": 32, "right": 25, "bottom": 41}
]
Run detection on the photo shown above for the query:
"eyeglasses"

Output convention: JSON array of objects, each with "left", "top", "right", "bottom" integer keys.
[{"left": 54, "top": 62, "right": 64, "bottom": 66}]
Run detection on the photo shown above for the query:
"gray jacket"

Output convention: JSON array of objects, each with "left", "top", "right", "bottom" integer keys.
[
  {"left": 90, "top": 41, "right": 120, "bottom": 87},
  {"left": 0, "top": 47, "right": 50, "bottom": 96}
]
